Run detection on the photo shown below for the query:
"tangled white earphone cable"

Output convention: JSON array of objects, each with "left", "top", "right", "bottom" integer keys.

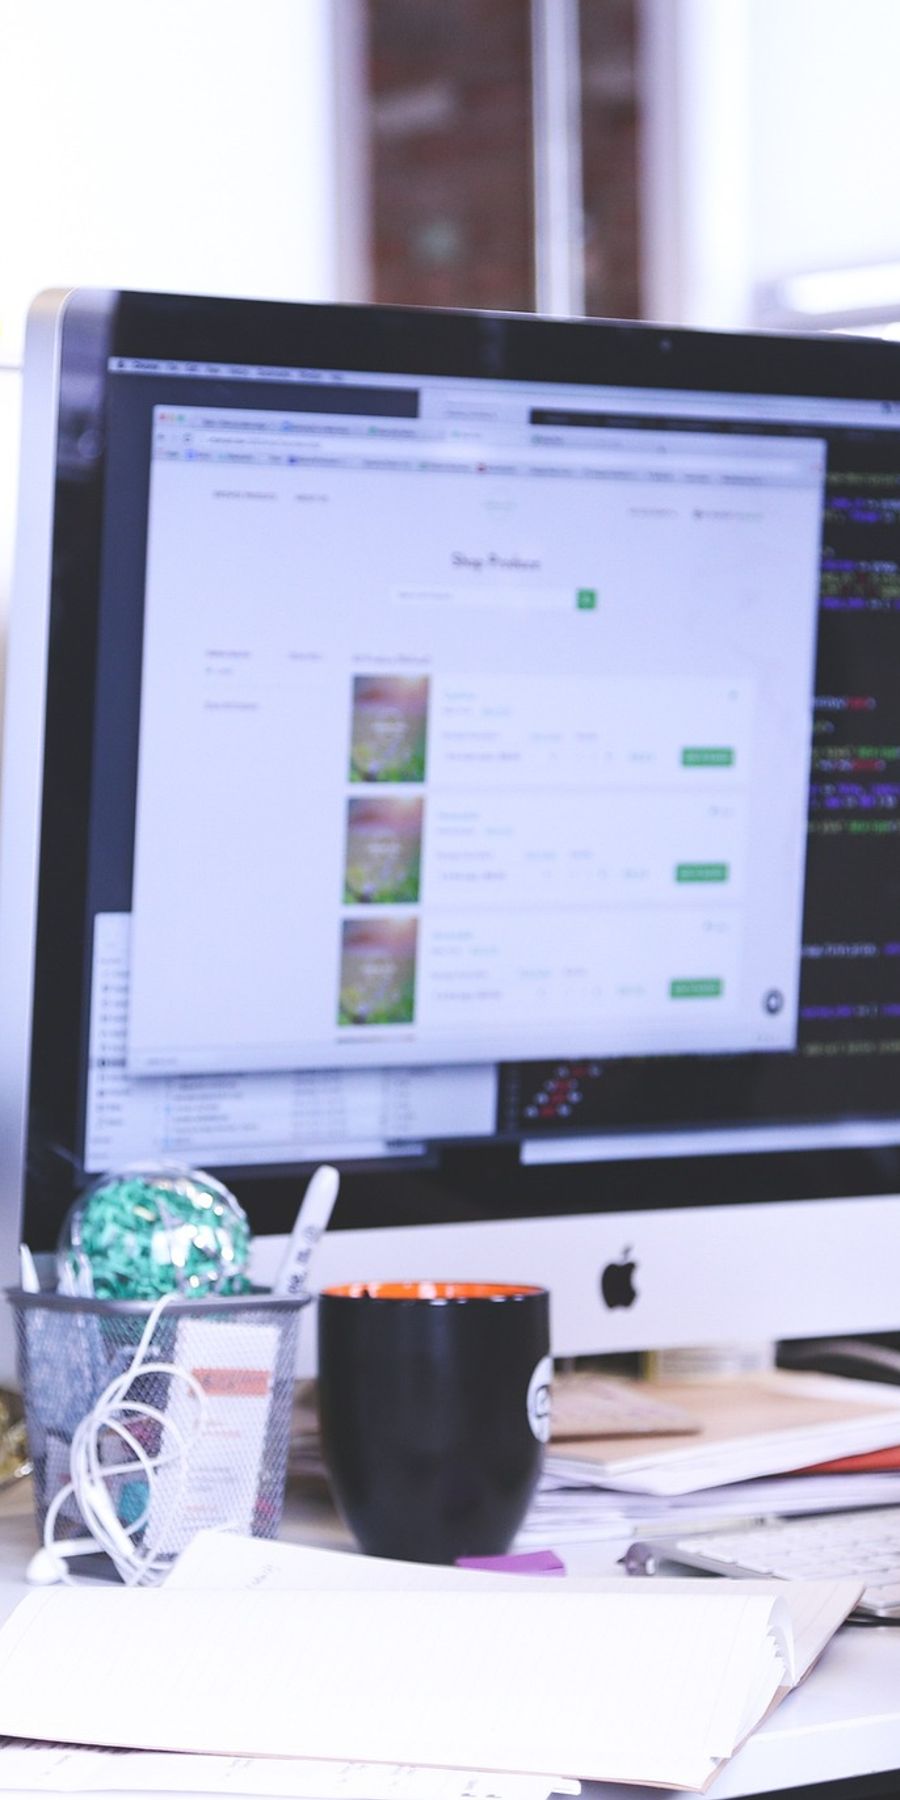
[{"left": 32, "top": 1293, "right": 208, "bottom": 1586}]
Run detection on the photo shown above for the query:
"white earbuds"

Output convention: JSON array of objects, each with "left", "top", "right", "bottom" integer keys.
[
  {"left": 25, "top": 1546, "right": 69, "bottom": 1585},
  {"left": 39, "top": 1292, "right": 207, "bottom": 1586}
]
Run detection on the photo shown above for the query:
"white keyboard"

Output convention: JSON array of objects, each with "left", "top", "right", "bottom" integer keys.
[{"left": 652, "top": 1506, "right": 900, "bottom": 1618}]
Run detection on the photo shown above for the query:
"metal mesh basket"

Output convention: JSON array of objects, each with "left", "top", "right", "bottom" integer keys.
[{"left": 7, "top": 1287, "right": 309, "bottom": 1564}]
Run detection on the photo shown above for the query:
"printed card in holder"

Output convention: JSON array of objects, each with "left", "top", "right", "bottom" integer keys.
[{"left": 145, "top": 1317, "right": 278, "bottom": 1554}]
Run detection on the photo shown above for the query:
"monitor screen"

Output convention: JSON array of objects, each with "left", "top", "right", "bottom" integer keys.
[{"left": 6, "top": 290, "right": 900, "bottom": 1358}]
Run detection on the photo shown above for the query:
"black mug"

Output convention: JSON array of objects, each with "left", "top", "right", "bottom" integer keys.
[{"left": 317, "top": 1281, "right": 551, "bottom": 1563}]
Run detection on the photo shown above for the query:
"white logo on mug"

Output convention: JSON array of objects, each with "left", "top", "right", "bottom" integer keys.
[{"left": 527, "top": 1354, "right": 553, "bottom": 1442}]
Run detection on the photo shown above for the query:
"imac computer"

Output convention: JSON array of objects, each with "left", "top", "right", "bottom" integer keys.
[{"left": 2, "top": 286, "right": 900, "bottom": 1377}]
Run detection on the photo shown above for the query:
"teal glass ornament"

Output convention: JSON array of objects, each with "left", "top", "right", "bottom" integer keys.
[{"left": 60, "top": 1165, "right": 252, "bottom": 1300}]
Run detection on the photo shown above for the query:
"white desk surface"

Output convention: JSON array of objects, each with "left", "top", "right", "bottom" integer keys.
[{"left": 1, "top": 1476, "right": 900, "bottom": 1800}]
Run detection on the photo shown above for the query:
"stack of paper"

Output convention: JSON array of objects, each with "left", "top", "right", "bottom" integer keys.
[
  {"left": 0, "top": 1531, "right": 862, "bottom": 1793},
  {"left": 547, "top": 1370, "right": 900, "bottom": 1495},
  {"left": 516, "top": 1467, "right": 900, "bottom": 1548}
]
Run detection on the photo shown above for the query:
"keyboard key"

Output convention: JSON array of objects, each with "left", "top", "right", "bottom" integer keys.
[
  {"left": 862, "top": 1582, "right": 900, "bottom": 1608},
  {"left": 656, "top": 1505, "right": 900, "bottom": 1617}
]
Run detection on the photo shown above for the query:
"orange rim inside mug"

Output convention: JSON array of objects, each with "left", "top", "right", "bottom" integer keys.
[{"left": 322, "top": 1281, "right": 544, "bottom": 1301}]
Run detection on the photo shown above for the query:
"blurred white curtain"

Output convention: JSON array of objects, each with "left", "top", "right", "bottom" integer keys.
[
  {"left": 0, "top": 0, "right": 366, "bottom": 615},
  {"left": 639, "top": 0, "right": 900, "bottom": 329}
]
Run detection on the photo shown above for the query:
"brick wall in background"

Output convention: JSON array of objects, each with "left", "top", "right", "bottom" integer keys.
[
  {"left": 580, "top": 0, "right": 641, "bottom": 322},
  {"left": 366, "top": 0, "right": 534, "bottom": 312},
  {"left": 365, "top": 0, "right": 641, "bottom": 321}
]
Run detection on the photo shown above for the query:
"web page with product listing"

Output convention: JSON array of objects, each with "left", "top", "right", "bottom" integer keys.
[
  {"left": 81, "top": 363, "right": 900, "bottom": 1179},
  {"left": 125, "top": 388, "right": 823, "bottom": 1078}
]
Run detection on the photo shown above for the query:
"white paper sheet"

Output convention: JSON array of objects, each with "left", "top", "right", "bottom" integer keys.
[
  {"left": 0, "top": 1582, "right": 794, "bottom": 1790},
  {"left": 166, "top": 1529, "right": 859, "bottom": 1684},
  {"left": 0, "top": 1738, "right": 576, "bottom": 1800},
  {"left": 166, "top": 1531, "right": 553, "bottom": 1593}
]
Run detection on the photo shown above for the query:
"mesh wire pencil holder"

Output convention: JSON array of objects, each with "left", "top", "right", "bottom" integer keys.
[{"left": 7, "top": 1286, "right": 310, "bottom": 1564}]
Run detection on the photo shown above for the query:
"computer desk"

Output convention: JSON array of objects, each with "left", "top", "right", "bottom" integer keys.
[{"left": 1, "top": 1479, "right": 900, "bottom": 1800}]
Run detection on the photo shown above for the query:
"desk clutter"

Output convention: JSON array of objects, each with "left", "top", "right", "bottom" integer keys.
[
  {"left": 8, "top": 1181, "right": 900, "bottom": 1792},
  {"left": 8, "top": 1163, "right": 338, "bottom": 1585},
  {"left": 0, "top": 1529, "right": 863, "bottom": 1793},
  {"left": 546, "top": 1368, "right": 900, "bottom": 1493},
  {"left": 517, "top": 1367, "right": 900, "bottom": 1556},
  {"left": 288, "top": 1364, "right": 900, "bottom": 1584},
  {"left": 12, "top": 1157, "right": 556, "bottom": 1579}
]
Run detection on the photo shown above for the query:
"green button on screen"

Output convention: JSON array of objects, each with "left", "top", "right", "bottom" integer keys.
[
  {"left": 682, "top": 747, "right": 735, "bottom": 767},
  {"left": 576, "top": 588, "right": 597, "bottom": 610},
  {"left": 670, "top": 978, "right": 724, "bottom": 999},
  {"left": 676, "top": 863, "right": 729, "bottom": 883}
]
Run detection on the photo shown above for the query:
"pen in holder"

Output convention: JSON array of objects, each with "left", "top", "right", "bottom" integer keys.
[
  {"left": 7, "top": 1283, "right": 310, "bottom": 1582},
  {"left": 10, "top": 1162, "right": 338, "bottom": 1582}
]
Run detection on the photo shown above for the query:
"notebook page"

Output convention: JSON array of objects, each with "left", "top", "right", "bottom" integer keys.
[
  {"left": 702, "top": 1577, "right": 859, "bottom": 1684},
  {"left": 167, "top": 1531, "right": 861, "bottom": 1684},
  {"left": 166, "top": 1531, "right": 536, "bottom": 1592},
  {"left": 733, "top": 1628, "right": 788, "bottom": 1756},
  {"left": 569, "top": 1576, "right": 861, "bottom": 1686},
  {"left": 697, "top": 1596, "right": 791, "bottom": 1760},
  {"left": 0, "top": 1586, "right": 787, "bottom": 1791},
  {"left": 0, "top": 1740, "right": 576, "bottom": 1800}
]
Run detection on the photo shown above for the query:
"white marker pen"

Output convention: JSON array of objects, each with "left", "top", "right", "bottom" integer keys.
[
  {"left": 19, "top": 1244, "right": 40, "bottom": 1294},
  {"left": 271, "top": 1164, "right": 340, "bottom": 1299}
]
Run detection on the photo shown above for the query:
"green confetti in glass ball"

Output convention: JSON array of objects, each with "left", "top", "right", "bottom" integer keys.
[{"left": 61, "top": 1166, "right": 252, "bottom": 1300}]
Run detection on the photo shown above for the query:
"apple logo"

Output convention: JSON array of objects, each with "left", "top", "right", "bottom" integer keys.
[{"left": 600, "top": 1247, "right": 638, "bottom": 1309}]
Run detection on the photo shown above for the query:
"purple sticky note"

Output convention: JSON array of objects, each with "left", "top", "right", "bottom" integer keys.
[{"left": 455, "top": 1548, "right": 566, "bottom": 1576}]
